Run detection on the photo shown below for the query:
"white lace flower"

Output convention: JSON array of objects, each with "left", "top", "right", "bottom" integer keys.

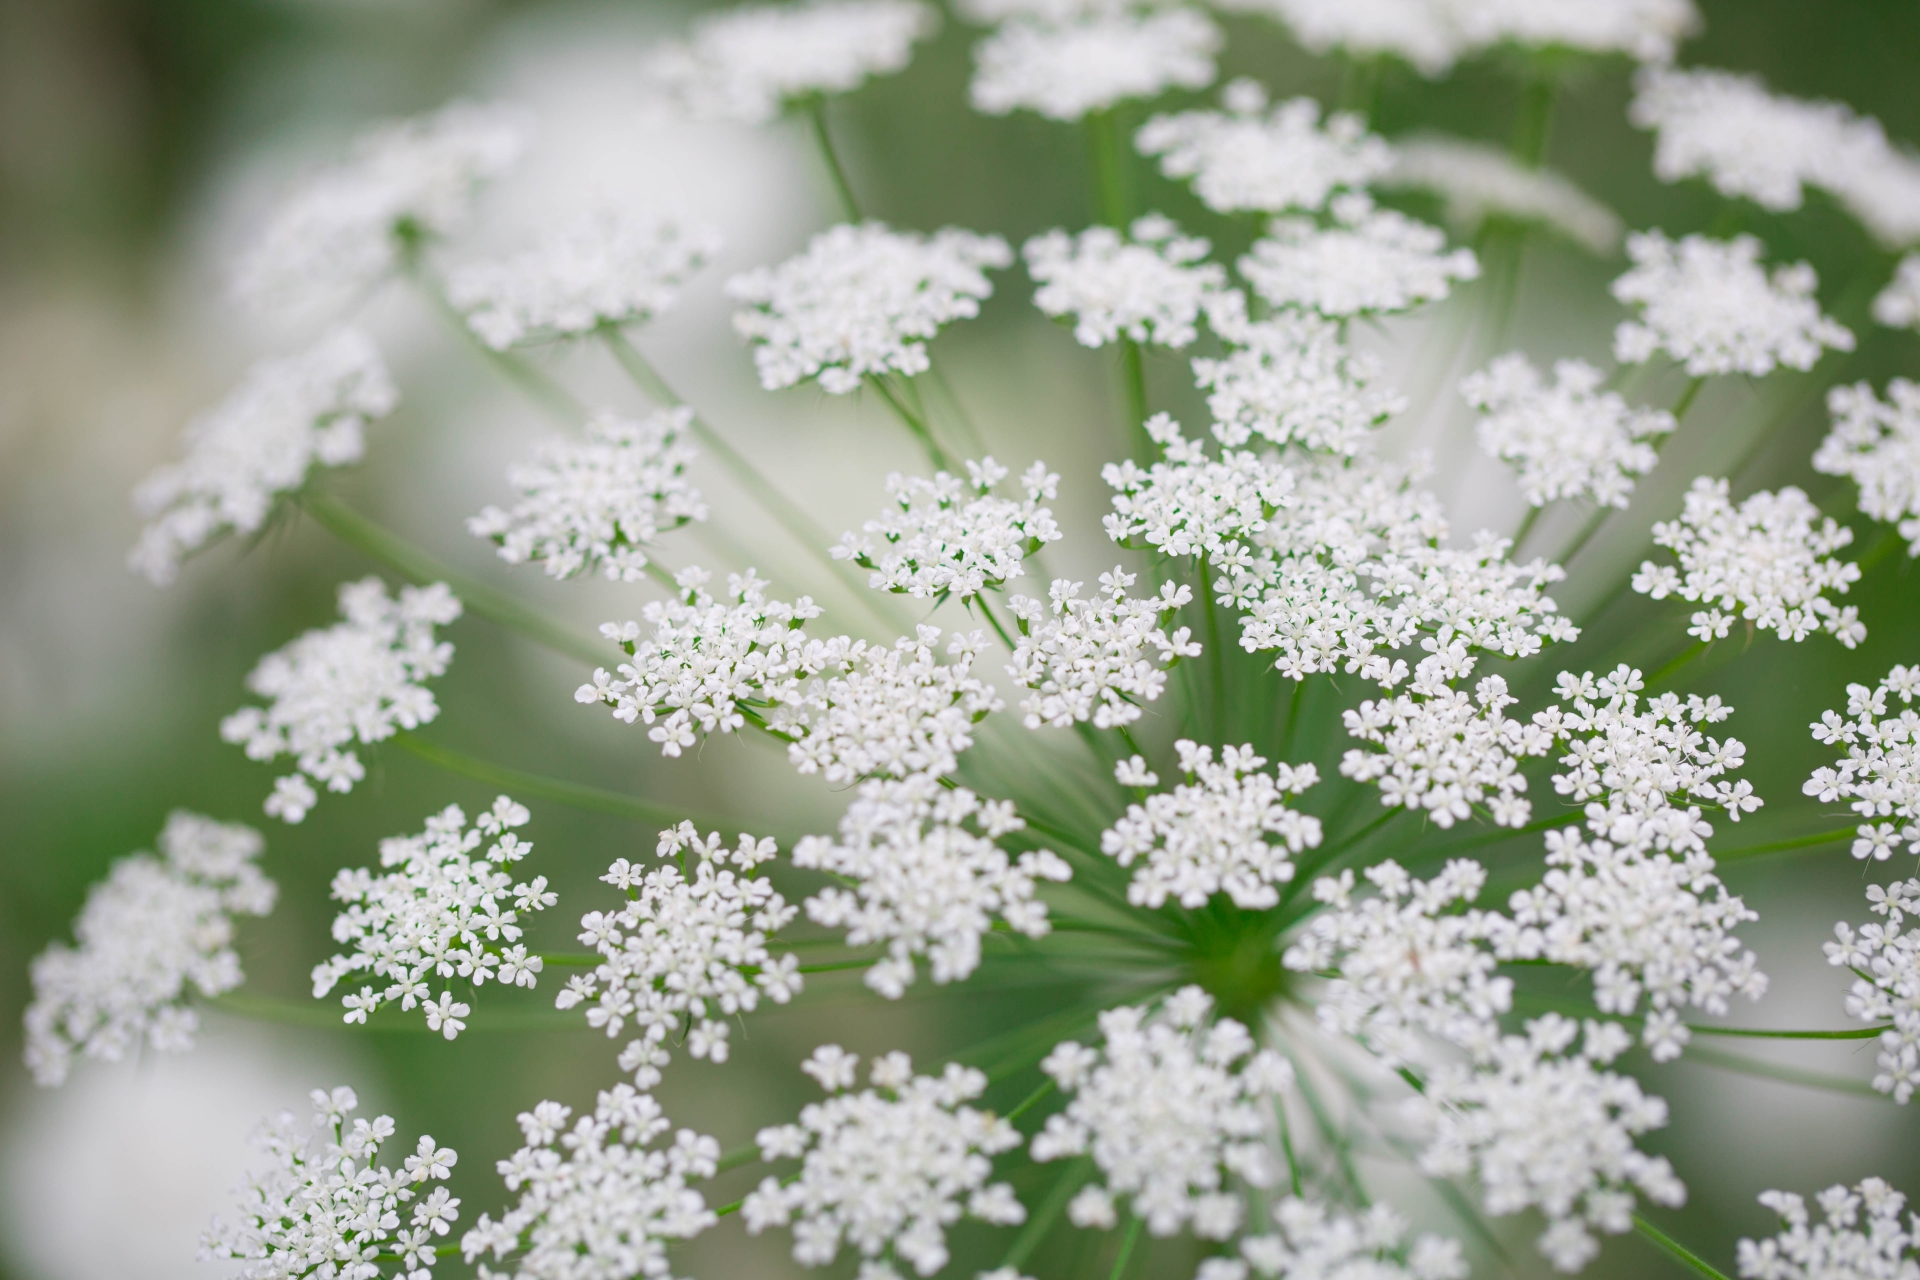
[
  {"left": 1462, "top": 354, "right": 1673, "bottom": 508},
  {"left": 1241, "top": 193, "right": 1479, "bottom": 317},
  {"left": 1213, "top": 0, "right": 1463, "bottom": 78},
  {"left": 1006, "top": 568, "right": 1200, "bottom": 730},
  {"left": 200, "top": 1086, "right": 460, "bottom": 1280},
  {"left": 468, "top": 407, "right": 705, "bottom": 582},
  {"left": 968, "top": 7, "right": 1221, "bottom": 122},
  {"left": 1449, "top": 0, "right": 1697, "bottom": 63},
  {"left": 795, "top": 776, "right": 1070, "bottom": 997},
  {"left": 1814, "top": 379, "right": 1920, "bottom": 556},
  {"left": 1737, "top": 1178, "right": 1920, "bottom": 1280},
  {"left": 833, "top": 457, "right": 1062, "bottom": 600},
  {"left": 1804, "top": 664, "right": 1920, "bottom": 861},
  {"left": 23, "top": 814, "right": 274, "bottom": 1088},
  {"left": 1381, "top": 135, "right": 1623, "bottom": 255},
  {"left": 1610, "top": 232, "right": 1854, "bottom": 377},
  {"left": 1632, "top": 477, "right": 1864, "bottom": 646},
  {"left": 130, "top": 329, "right": 397, "bottom": 586},
  {"left": 1205, "top": 1199, "right": 1467, "bottom": 1280},
  {"left": 1874, "top": 255, "right": 1920, "bottom": 331},
  {"left": 448, "top": 212, "right": 723, "bottom": 349},
  {"left": 642, "top": 0, "right": 938, "bottom": 124},
  {"left": 1100, "top": 741, "right": 1321, "bottom": 909},
  {"left": 461, "top": 1086, "right": 717, "bottom": 1280},
  {"left": 1827, "top": 879, "right": 1920, "bottom": 1103},
  {"left": 744, "top": 1048, "right": 1025, "bottom": 1275},
  {"left": 1136, "top": 79, "right": 1390, "bottom": 215},
  {"left": 1102, "top": 413, "right": 1295, "bottom": 561},
  {"left": 1033, "top": 987, "right": 1293, "bottom": 1241},
  {"left": 728, "top": 223, "right": 1012, "bottom": 394},
  {"left": 1193, "top": 304, "right": 1406, "bottom": 454},
  {"left": 234, "top": 101, "right": 528, "bottom": 310},
  {"left": 222, "top": 578, "right": 463, "bottom": 823},
  {"left": 310, "top": 797, "right": 553, "bottom": 1039},
  {"left": 1022, "top": 215, "right": 1226, "bottom": 349}
]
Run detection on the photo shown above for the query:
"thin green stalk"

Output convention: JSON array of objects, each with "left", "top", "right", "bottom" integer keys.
[
  {"left": 1712, "top": 827, "right": 1855, "bottom": 862},
  {"left": 1085, "top": 110, "right": 1130, "bottom": 227},
  {"left": 535, "top": 952, "right": 600, "bottom": 967},
  {"left": 1510, "top": 503, "right": 1546, "bottom": 558},
  {"left": 796, "top": 957, "right": 877, "bottom": 975},
  {"left": 1005, "top": 1078, "right": 1057, "bottom": 1122},
  {"left": 806, "top": 98, "right": 862, "bottom": 222},
  {"left": 1671, "top": 375, "right": 1707, "bottom": 422},
  {"left": 1690, "top": 1023, "right": 1888, "bottom": 1041},
  {"left": 715, "top": 1142, "right": 760, "bottom": 1174},
  {"left": 1677, "top": 1043, "right": 1883, "bottom": 1099},
  {"left": 1335, "top": 54, "right": 1382, "bottom": 117},
  {"left": 407, "top": 265, "right": 585, "bottom": 425},
  {"left": 1643, "top": 638, "right": 1708, "bottom": 690},
  {"left": 1633, "top": 1215, "right": 1734, "bottom": 1280},
  {"left": 999, "top": 1157, "right": 1090, "bottom": 1271},
  {"left": 1511, "top": 75, "right": 1558, "bottom": 167},
  {"left": 868, "top": 374, "right": 953, "bottom": 471},
  {"left": 1108, "top": 1215, "right": 1145, "bottom": 1280},
  {"left": 1120, "top": 338, "right": 1152, "bottom": 459},
  {"left": 1555, "top": 503, "right": 1613, "bottom": 569},
  {"left": 972, "top": 592, "right": 1020, "bottom": 653}
]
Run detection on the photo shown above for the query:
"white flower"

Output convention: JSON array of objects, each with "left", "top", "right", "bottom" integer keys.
[
  {"left": 310, "top": 797, "right": 553, "bottom": 1039},
  {"left": 1380, "top": 135, "right": 1623, "bottom": 255},
  {"left": 130, "top": 329, "right": 397, "bottom": 586},
  {"left": 234, "top": 101, "right": 528, "bottom": 310},
  {"left": 222, "top": 578, "right": 463, "bottom": 823},
  {"left": 201, "top": 1086, "right": 460, "bottom": 1280},
  {"left": 1448, "top": 0, "right": 1698, "bottom": 64},
  {"left": 833, "top": 457, "right": 1062, "bottom": 600},
  {"left": 1874, "top": 255, "right": 1920, "bottom": 331},
  {"left": 24, "top": 814, "right": 274, "bottom": 1088},
  {"left": 1223, "top": 1199, "right": 1467, "bottom": 1280},
  {"left": 1102, "top": 413, "right": 1295, "bottom": 563},
  {"left": 1827, "top": 879, "right": 1920, "bottom": 1103},
  {"left": 1241, "top": 193, "right": 1479, "bottom": 318},
  {"left": 1814, "top": 379, "right": 1920, "bottom": 557},
  {"left": 1023, "top": 215, "right": 1227, "bottom": 349},
  {"left": 1100, "top": 740, "right": 1321, "bottom": 909},
  {"left": 1462, "top": 354, "right": 1673, "bottom": 509},
  {"left": 1213, "top": 0, "right": 1463, "bottom": 78},
  {"left": 1032, "top": 987, "right": 1293, "bottom": 1240},
  {"left": 461, "top": 1086, "right": 717, "bottom": 1280},
  {"left": 1193, "top": 304, "right": 1406, "bottom": 454},
  {"left": 642, "top": 0, "right": 938, "bottom": 124},
  {"left": 1736, "top": 1178, "right": 1920, "bottom": 1280},
  {"left": 744, "top": 1049, "right": 1025, "bottom": 1275},
  {"left": 1804, "top": 664, "right": 1920, "bottom": 861},
  {"left": 1631, "top": 477, "right": 1864, "bottom": 647},
  {"left": 967, "top": 7, "right": 1221, "bottom": 122},
  {"left": 468, "top": 407, "right": 706, "bottom": 582},
  {"left": 795, "top": 776, "right": 1070, "bottom": 996},
  {"left": 1610, "top": 232, "right": 1854, "bottom": 377},
  {"left": 728, "top": 223, "right": 1012, "bottom": 394},
  {"left": 448, "top": 211, "right": 723, "bottom": 349},
  {"left": 1006, "top": 568, "right": 1200, "bottom": 730}
]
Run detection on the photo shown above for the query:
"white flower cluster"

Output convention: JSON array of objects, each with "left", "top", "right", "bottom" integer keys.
[
  {"left": 131, "top": 329, "right": 397, "bottom": 586},
  {"left": 311, "top": 797, "right": 553, "bottom": 1040},
  {"left": 576, "top": 568, "right": 822, "bottom": 757},
  {"left": 1379, "top": 135, "right": 1623, "bottom": 255},
  {"left": 1221, "top": 0, "right": 1462, "bottom": 78},
  {"left": 643, "top": 0, "right": 938, "bottom": 124},
  {"left": 728, "top": 222, "right": 1012, "bottom": 393},
  {"left": 1033, "top": 987, "right": 1293, "bottom": 1241},
  {"left": 234, "top": 101, "right": 528, "bottom": 310},
  {"left": 24, "top": 813, "right": 274, "bottom": 1087},
  {"left": 223, "top": 578, "right": 463, "bottom": 823},
  {"left": 968, "top": 5, "right": 1221, "bottom": 123},
  {"left": 1462, "top": 354, "right": 1674, "bottom": 509},
  {"left": 1193, "top": 307, "right": 1405, "bottom": 454},
  {"left": 1632, "top": 477, "right": 1864, "bottom": 646},
  {"left": 745, "top": 1047, "right": 1025, "bottom": 1276},
  {"left": 1006, "top": 568, "right": 1200, "bottom": 729},
  {"left": 1102, "top": 413, "right": 1294, "bottom": 561},
  {"left": 1827, "top": 878, "right": 1920, "bottom": 1103},
  {"left": 833, "top": 457, "right": 1062, "bottom": 600},
  {"left": 1023, "top": 215, "right": 1227, "bottom": 349},
  {"left": 1610, "top": 232, "right": 1855, "bottom": 377},
  {"left": 1875, "top": 256, "right": 1920, "bottom": 332},
  {"left": 1241, "top": 193, "right": 1480, "bottom": 317},
  {"left": 468, "top": 407, "right": 706, "bottom": 582},
  {"left": 1100, "top": 741, "right": 1322, "bottom": 910},
  {"left": 1737, "top": 1178, "right": 1920, "bottom": 1280},
  {"left": 1136, "top": 78, "right": 1390, "bottom": 215},
  {"left": 795, "top": 776, "right": 1070, "bottom": 997},
  {"left": 449, "top": 212, "right": 723, "bottom": 349},
  {"left": 1198, "top": 1199, "right": 1467, "bottom": 1280},
  {"left": 462, "top": 1086, "right": 717, "bottom": 1280},
  {"left": 201, "top": 1086, "right": 460, "bottom": 1280},
  {"left": 1814, "top": 380, "right": 1920, "bottom": 557},
  {"left": 1805, "top": 665, "right": 1920, "bottom": 861}
]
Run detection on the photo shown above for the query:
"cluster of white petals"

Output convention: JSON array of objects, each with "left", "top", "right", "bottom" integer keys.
[
  {"left": 1633, "top": 477, "right": 1863, "bottom": 646},
  {"left": 1194, "top": 304, "right": 1405, "bottom": 454},
  {"left": 1033, "top": 987, "right": 1293, "bottom": 1240},
  {"left": 968, "top": 6, "right": 1221, "bottom": 122},
  {"left": 1006, "top": 568, "right": 1199, "bottom": 729},
  {"left": 223, "top": 578, "right": 462, "bottom": 823},
  {"left": 234, "top": 101, "right": 527, "bottom": 310},
  {"left": 1737, "top": 1178, "right": 1920, "bottom": 1280},
  {"left": 469, "top": 407, "right": 705, "bottom": 582},
  {"left": 833, "top": 457, "right": 1061, "bottom": 600},
  {"left": 796, "top": 777, "right": 1069, "bottom": 997},
  {"left": 1610, "top": 232, "right": 1854, "bottom": 377},
  {"left": 1380, "top": 135, "right": 1623, "bottom": 254},
  {"left": 1023, "top": 215, "right": 1226, "bottom": 349},
  {"left": 728, "top": 222, "right": 1011, "bottom": 393},
  {"left": 24, "top": 814, "right": 274, "bottom": 1087},
  {"left": 311, "top": 798, "right": 553, "bottom": 1040},
  {"left": 1462, "top": 354, "right": 1673, "bottom": 508},
  {"left": 1242, "top": 194, "right": 1479, "bottom": 317},
  {"left": 1136, "top": 79, "right": 1389, "bottom": 215},
  {"left": 1828, "top": 879, "right": 1920, "bottom": 1104},
  {"left": 462, "top": 1086, "right": 717, "bottom": 1280},
  {"left": 1874, "top": 256, "right": 1920, "bottom": 331},
  {"left": 1450, "top": 0, "right": 1697, "bottom": 64},
  {"left": 1198, "top": 1199, "right": 1467, "bottom": 1280},
  {"left": 449, "top": 212, "right": 722, "bottom": 349},
  {"left": 131, "top": 329, "right": 397, "bottom": 586},
  {"left": 745, "top": 1048, "right": 1025, "bottom": 1276},
  {"left": 1100, "top": 741, "right": 1321, "bottom": 909},
  {"left": 202, "top": 1086, "right": 460, "bottom": 1280},
  {"left": 1814, "top": 380, "right": 1920, "bottom": 556},
  {"left": 1102, "top": 413, "right": 1294, "bottom": 561},
  {"left": 1805, "top": 665, "right": 1920, "bottom": 861},
  {"left": 1219, "top": 0, "right": 1463, "bottom": 77},
  {"left": 642, "top": 0, "right": 937, "bottom": 124}
]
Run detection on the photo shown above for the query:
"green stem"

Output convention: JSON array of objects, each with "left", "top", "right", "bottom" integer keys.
[
  {"left": 1510, "top": 503, "right": 1546, "bottom": 558},
  {"left": 1677, "top": 1043, "right": 1883, "bottom": 1099},
  {"left": 1086, "top": 110, "right": 1130, "bottom": 228},
  {"left": 1120, "top": 338, "right": 1152, "bottom": 459},
  {"left": 973, "top": 592, "right": 1020, "bottom": 653},
  {"left": 1556, "top": 503, "right": 1613, "bottom": 568},
  {"left": 715, "top": 1142, "right": 760, "bottom": 1174},
  {"left": 999, "top": 1157, "right": 1090, "bottom": 1271},
  {"left": 1005, "top": 1077, "right": 1057, "bottom": 1122},
  {"left": 868, "top": 374, "right": 953, "bottom": 471},
  {"left": 1633, "top": 1215, "right": 1734, "bottom": 1280},
  {"left": 1643, "top": 639, "right": 1708, "bottom": 690},
  {"left": 408, "top": 266, "right": 585, "bottom": 425},
  {"left": 806, "top": 98, "right": 862, "bottom": 222},
  {"left": 1712, "top": 827, "right": 1855, "bottom": 863},
  {"left": 1336, "top": 54, "right": 1382, "bottom": 117},
  {"left": 1689, "top": 1023, "right": 1888, "bottom": 1041},
  {"left": 534, "top": 952, "right": 600, "bottom": 967},
  {"left": 1671, "top": 375, "right": 1707, "bottom": 422},
  {"left": 1108, "top": 1215, "right": 1145, "bottom": 1280},
  {"left": 1511, "top": 75, "right": 1558, "bottom": 168}
]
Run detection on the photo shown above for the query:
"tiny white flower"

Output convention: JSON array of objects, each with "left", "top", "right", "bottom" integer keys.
[
  {"left": 833, "top": 457, "right": 1062, "bottom": 600},
  {"left": 1814, "top": 379, "right": 1920, "bottom": 557},
  {"left": 1380, "top": 134, "right": 1623, "bottom": 255},
  {"left": 1024, "top": 215, "right": 1227, "bottom": 349},
  {"left": 1462, "top": 353, "right": 1674, "bottom": 509},
  {"left": 1736, "top": 1178, "right": 1920, "bottom": 1279},
  {"left": 1874, "top": 255, "right": 1920, "bottom": 332},
  {"left": 1241, "top": 192, "right": 1479, "bottom": 318},
  {"left": 1803, "top": 665, "right": 1920, "bottom": 863},
  {"left": 1006, "top": 568, "right": 1199, "bottom": 730}
]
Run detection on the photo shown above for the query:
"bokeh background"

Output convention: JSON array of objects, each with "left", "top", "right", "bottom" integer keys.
[{"left": 2, "top": 0, "right": 1918, "bottom": 1276}]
